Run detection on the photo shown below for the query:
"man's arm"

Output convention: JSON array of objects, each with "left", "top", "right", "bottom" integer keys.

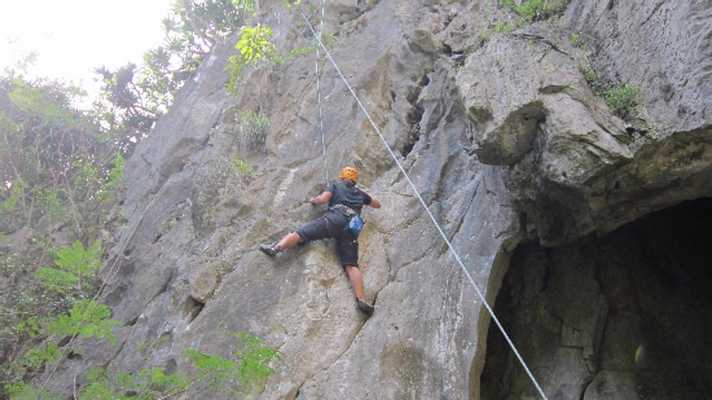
[
  {"left": 310, "top": 191, "right": 333, "bottom": 205},
  {"left": 366, "top": 195, "right": 381, "bottom": 209}
]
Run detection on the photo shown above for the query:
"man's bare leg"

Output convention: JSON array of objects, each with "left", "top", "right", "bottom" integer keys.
[
  {"left": 260, "top": 232, "right": 302, "bottom": 257},
  {"left": 346, "top": 265, "right": 374, "bottom": 315},
  {"left": 276, "top": 232, "right": 302, "bottom": 251},
  {"left": 345, "top": 265, "right": 365, "bottom": 300}
]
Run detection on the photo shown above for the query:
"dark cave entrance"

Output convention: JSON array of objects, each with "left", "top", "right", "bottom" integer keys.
[{"left": 480, "top": 199, "right": 712, "bottom": 400}]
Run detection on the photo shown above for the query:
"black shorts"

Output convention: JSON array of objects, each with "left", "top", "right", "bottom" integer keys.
[{"left": 296, "top": 211, "right": 359, "bottom": 267}]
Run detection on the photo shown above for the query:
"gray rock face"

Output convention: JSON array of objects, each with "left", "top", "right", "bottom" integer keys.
[
  {"left": 42, "top": 1, "right": 712, "bottom": 399},
  {"left": 456, "top": 0, "right": 712, "bottom": 245},
  {"left": 565, "top": 0, "right": 712, "bottom": 133}
]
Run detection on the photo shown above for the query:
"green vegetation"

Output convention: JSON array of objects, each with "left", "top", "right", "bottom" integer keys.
[
  {"left": 5, "top": 382, "right": 61, "bottom": 400},
  {"left": 35, "top": 240, "right": 102, "bottom": 294},
  {"left": 2, "top": 239, "right": 118, "bottom": 397},
  {"left": 8, "top": 80, "right": 78, "bottom": 126},
  {"left": 580, "top": 56, "right": 639, "bottom": 119},
  {"left": 1, "top": 2, "right": 299, "bottom": 397},
  {"left": 604, "top": 84, "right": 639, "bottom": 119},
  {"left": 494, "top": 21, "right": 516, "bottom": 33},
  {"left": 233, "top": 0, "right": 256, "bottom": 14},
  {"left": 282, "top": 0, "right": 303, "bottom": 8},
  {"left": 501, "top": 0, "right": 569, "bottom": 23},
  {"left": 233, "top": 331, "right": 280, "bottom": 390},
  {"left": 232, "top": 158, "right": 256, "bottom": 177},
  {"left": 44, "top": 299, "right": 119, "bottom": 343},
  {"left": 96, "top": 0, "right": 253, "bottom": 141},
  {"left": 99, "top": 152, "right": 126, "bottom": 202},
  {"left": 5, "top": 332, "right": 278, "bottom": 400},
  {"left": 0, "top": 77, "right": 125, "bottom": 237},
  {"left": 226, "top": 25, "right": 278, "bottom": 96},
  {"left": 237, "top": 110, "right": 270, "bottom": 151},
  {"left": 569, "top": 32, "right": 584, "bottom": 48}
]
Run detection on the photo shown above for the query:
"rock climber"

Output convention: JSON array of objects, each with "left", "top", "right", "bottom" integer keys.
[{"left": 259, "top": 166, "right": 381, "bottom": 315}]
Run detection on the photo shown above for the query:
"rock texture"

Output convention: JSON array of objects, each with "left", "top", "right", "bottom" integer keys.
[
  {"left": 482, "top": 199, "right": 712, "bottom": 400},
  {"left": 42, "top": 0, "right": 712, "bottom": 399}
]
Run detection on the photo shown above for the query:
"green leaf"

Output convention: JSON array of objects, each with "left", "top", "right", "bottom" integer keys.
[
  {"left": 99, "top": 152, "right": 125, "bottom": 201},
  {"left": 604, "top": 83, "right": 639, "bottom": 119},
  {"left": 226, "top": 24, "right": 278, "bottom": 96},
  {"left": 20, "top": 342, "right": 60, "bottom": 369},
  {"left": 35, "top": 266, "right": 79, "bottom": 292},
  {"left": 55, "top": 240, "right": 102, "bottom": 278},
  {"left": 8, "top": 79, "right": 74, "bottom": 125},
  {"left": 46, "top": 299, "right": 119, "bottom": 342},
  {"left": 234, "top": 332, "right": 279, "bottom": 390},
  {"left": 15, "top": 316, "right": 42, "bottom": 337},
  {"left": 5, "top": 382, "right": 61, "bottom": 400}
]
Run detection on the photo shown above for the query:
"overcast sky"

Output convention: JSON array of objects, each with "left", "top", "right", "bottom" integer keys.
[{"left": 0, "top": 0, "right": 174, "bottom": 101}]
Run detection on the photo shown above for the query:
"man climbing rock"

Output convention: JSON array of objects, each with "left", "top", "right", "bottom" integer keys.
[{"left": 259, "top": 166, "right": 381, "bottom": 316}]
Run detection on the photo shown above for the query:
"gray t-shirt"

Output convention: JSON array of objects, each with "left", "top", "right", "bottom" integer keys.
[{"left": 327, "top": 180, "right": 372, "bottom": 214}]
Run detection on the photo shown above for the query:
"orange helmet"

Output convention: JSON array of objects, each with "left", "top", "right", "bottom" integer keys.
[{"left": 338, "top": 166, "right": 359, "bottom": 182}]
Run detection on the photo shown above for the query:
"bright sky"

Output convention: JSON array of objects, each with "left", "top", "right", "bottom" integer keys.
[{"left": 0, "top": 0, "right": 174, "bottom": 104}]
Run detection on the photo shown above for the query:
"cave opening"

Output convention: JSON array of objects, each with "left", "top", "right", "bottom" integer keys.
[{"left": 480, "top": 198, "right": 712, "bottom": 400}]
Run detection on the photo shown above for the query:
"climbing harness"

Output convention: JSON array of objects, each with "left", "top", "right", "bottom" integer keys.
[
  {"left": 300, "top": 5, "right": 550, "bottom": 400},
  {"left": 330, "top": 203, "right": 365, "bottom": 237}
]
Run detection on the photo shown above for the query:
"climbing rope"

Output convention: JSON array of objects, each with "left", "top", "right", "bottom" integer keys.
[
  {"left": 299, "top": 6, "right": 550, "bottom": 400},
  {"left": 314, "top": 0, "right": 328, "bottom": 185}
]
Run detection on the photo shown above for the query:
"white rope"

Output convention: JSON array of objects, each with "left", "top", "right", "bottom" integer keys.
[
  {"left": 299, "top": 7, "right": 550, "bottom": 400},
  {"left": 314, "top": 0, "right": 328, "bottom": 185}
]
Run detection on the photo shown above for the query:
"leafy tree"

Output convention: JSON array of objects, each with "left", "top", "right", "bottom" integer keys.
[
  {"left": 226, "top": 25, "right": 277, "bottom": 95},
  {"left": 94, "top": 0, "right": 251, "bottom": 141},
  {"left": 0, "top": 76, "right": 122, "bottom": 236}
]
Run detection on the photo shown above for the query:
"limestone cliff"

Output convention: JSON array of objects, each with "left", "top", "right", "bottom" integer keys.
[{"left": 42, "top": 1, "right": 712, "bottom": 399}]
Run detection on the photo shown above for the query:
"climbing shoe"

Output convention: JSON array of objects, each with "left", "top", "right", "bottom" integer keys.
[
  {"left": 356, "top": 299, "right": 375, "bottom": 316},
  {"left": 259, "top": 243, "right": 281, "bottom": 257}
]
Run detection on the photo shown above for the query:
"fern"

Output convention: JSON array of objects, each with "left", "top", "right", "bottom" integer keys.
[
  {"left": 78, "top": 367, "right": 191, "bottom": 400},
  {"left": 45, "top": 299, "right": 119, "bottom": 343},
  {"left": 36, "top": 240, "right": 102, "bottom": 293},
  {"left": 182, "top": 333, "right": 278, "bottom": 394},
  {"left": 184, "top": 348, "right": 240, "bottom": 391},
  {"left": 15, "top": 316, "right": 42, "bottom": 338},
  {"left": 234, "top": 332, "right": 279, "bottom": 389},
  {"left": 5, "top": 382, "right": 61, "bottom": 400},
  {"left": 20, "top": 342, "right": 60, "bottom": 370},
  {"left": 6, "top": 333, "right": 276, "bottom": 398},
  {"left": 35, "top": 267, "right": 79, "bottom": 293}
]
